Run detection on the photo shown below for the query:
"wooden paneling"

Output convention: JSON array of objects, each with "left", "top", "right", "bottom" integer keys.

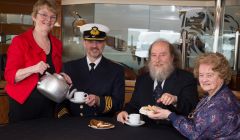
[
  {"left": 229, "top": 74, "right": 240, "bottom": 91},
  {"left": 0, "top": 0, "right": 36, "bottom": 4},
  {"left": 0, "top": 44, "right": 8, "bottom": 55},
  {"left": 0, "top": 93, "right": 9, "bottom": 125},
  {"left": 0, "top": 0, "right": 35, "bottom": 14},
  {"left": 0, "top": 81, "right": 6, "bottom": 89},
  {"left": 0, "top": 4, "right": 33, "bottom": 14},
  {"left": 1, "top": 23, "right": 32, "bottom": 35},
  {"left": 124, "top": 80, "right": 135, "bottom": 104},
  {"left": 0, "top": 81, "right": 7, "bottom": 124}
]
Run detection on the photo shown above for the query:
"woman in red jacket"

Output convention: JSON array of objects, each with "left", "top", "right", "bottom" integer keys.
[{"left": 4, "top": 0, "right": 71, "bottom": 123}]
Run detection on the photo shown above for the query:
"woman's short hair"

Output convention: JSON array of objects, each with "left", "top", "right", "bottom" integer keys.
[
  {"left": 193, "top": 52, "right": 232, "bottom": 84},
  {"left": 32, "top": 0, "right": 57, "bottom": 18},
  {"left": 148, "top": 39, "right": 181, "bottom": 68}
]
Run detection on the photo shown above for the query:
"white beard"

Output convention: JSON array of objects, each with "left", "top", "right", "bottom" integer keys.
[{"left": 148, "top": 61, "right": 174, "bottom": 81}]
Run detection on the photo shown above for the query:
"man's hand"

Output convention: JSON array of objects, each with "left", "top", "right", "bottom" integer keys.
[
  {"left": 117, "top": 111, "right": 128, "bottom": 124},
  {"left": 157, "top": 93, "right": 177, "bottom": 105},
  {"left": 85, "top": 94, "right": 100, "bottom": 107}
]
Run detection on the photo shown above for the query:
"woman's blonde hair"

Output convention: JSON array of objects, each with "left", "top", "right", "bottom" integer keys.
[
  {"left": 193, "top": 52, "right": 232, "bottom": 84},
  {"left": 32, "top": 0, "right": 57, "bottom": 18}
]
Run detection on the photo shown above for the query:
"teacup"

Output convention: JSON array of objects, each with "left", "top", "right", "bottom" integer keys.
[
  {"left": 128, "top": 113, "right": 140, "bottom": 125},
  {"left": 73, "top": 91, "right": 88, "bottom": 102}
]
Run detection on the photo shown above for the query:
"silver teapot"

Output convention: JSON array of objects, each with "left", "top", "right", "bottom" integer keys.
[{"left": 37, "top": 72, "right": 75, "bottom": 103}]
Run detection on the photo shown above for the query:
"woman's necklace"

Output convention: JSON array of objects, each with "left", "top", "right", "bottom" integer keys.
[{"left": 33, "top": 30, "right": 50, "bottom": 54}]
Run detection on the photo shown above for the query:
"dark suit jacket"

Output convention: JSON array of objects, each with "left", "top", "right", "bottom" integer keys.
[
  {"left": 63, "top": 56, "right": 125, "bottom": 117},
  {"left": 125, "top": 68, "right": 199, "bottom": 125}
]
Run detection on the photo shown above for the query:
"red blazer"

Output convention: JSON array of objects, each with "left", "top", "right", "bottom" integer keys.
[{"left": 4, "top": 28, "right": 62, "bottom": 104}]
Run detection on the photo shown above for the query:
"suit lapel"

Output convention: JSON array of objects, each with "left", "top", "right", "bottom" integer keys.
[
  {"left": 82, "top": 57, "right": 91, "bottom": 73},
  {"left": 163, "top": 69, "right": 178, "bottom": 93},
  {"left": 143, "top": 74, "right": 155, "bottom": 106},
  {"left": 94, "top": 56, "right": 107, "bottom": 72}
]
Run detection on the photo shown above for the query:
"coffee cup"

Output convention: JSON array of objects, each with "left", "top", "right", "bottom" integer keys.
[
  {"left": 73, "top": 91, "right": 88, "bottom": 102},
  {"left": 128, "top": 113, "right": 140, "bottom": 125}
]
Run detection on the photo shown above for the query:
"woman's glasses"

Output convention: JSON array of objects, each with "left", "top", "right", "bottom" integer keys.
[{"left": 37, "top": 13, "right": 57, "bottom": 22}]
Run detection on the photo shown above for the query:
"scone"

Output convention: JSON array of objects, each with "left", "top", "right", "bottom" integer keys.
[{"left": 89, "top": 119, "right": 114, "bottom": 128}]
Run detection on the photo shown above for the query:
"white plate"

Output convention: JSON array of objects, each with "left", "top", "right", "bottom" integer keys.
[
  {"left": 69, "top": 98, "right": 85, "bottom": 104},
  {"left": 139, "top": 107, "right": 153, "bottom": 116},
  {"left": 88, "top": 125, "right": 115, "bottom": 129},
  {"left": 125, "top": 120, "right": 145, "bottom": 127}
]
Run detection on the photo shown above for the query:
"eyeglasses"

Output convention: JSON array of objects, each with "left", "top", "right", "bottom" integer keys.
[{"left": 37, "top": 13, "right": 57, "bottom": 22}]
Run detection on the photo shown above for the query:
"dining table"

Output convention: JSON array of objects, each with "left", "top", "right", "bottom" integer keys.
[{"left": 0, "top": 117, "right": 187, "bottom": 140}]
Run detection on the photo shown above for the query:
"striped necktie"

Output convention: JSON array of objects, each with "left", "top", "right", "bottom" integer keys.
[{"left": 153, "top": 81, "right": 163, "bottom": 102}]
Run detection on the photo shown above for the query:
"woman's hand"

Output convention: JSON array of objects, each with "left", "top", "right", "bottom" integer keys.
[
  {"left": 33, "top": 61, "right": 50, "bottom": 75},
  {"left": 147, "top": 106, "right": 171, "bottom": 120},
  {"left": 60, "top": 72, "right": 72, "bottom": 84},
  {"left": 117, "top": 111, "right": 129, "bottom": 124},
  {"left": 15, "top": 61, "right": 49, "bottom": 82}
]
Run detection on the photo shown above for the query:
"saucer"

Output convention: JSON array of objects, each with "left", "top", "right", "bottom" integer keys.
[
  {"left": 125, "top": 120, "right": 145, "bottom": 127},
  {"left": 69, "top": 98, "right": 86, "bottom": 104}
]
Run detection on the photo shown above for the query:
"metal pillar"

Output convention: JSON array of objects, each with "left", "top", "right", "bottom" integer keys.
[
  {"left": 181, "top": 30, "right": 188, "bottom": 69},
  {"left": 212, "top": 0, "right": 225, "bottom": 52},
  {"left": 233, "top": 29, "right": 240, "bottom": 72}
]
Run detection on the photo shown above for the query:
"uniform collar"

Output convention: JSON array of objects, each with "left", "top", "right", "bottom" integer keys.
[{"left": 86, "top": 56, "right": 102, "bottom": 70}]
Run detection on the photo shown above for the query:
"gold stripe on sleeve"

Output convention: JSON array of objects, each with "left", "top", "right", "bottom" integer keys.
[
  {"left": 57, "top": 107, "right": 69, "bottom": 118},
  {"left": 103, "top": 96, "right": 112, "bottom": 113}
]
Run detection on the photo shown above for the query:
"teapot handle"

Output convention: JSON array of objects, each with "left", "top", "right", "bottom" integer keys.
[
  {"left": 66, "top": 88, "right": 77, "bottom": 99},
  {"left": 45, "top": 71, "right": 51, "bottom": 75}
]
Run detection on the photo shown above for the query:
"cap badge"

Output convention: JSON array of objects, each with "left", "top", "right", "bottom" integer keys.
[{"left": 90, "top": 27, "right": 100, "bottom": 36}]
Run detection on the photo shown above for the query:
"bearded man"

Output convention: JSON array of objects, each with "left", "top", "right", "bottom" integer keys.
[{"left": 117, "top": 39, "right": 199, "bottom": 126}]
